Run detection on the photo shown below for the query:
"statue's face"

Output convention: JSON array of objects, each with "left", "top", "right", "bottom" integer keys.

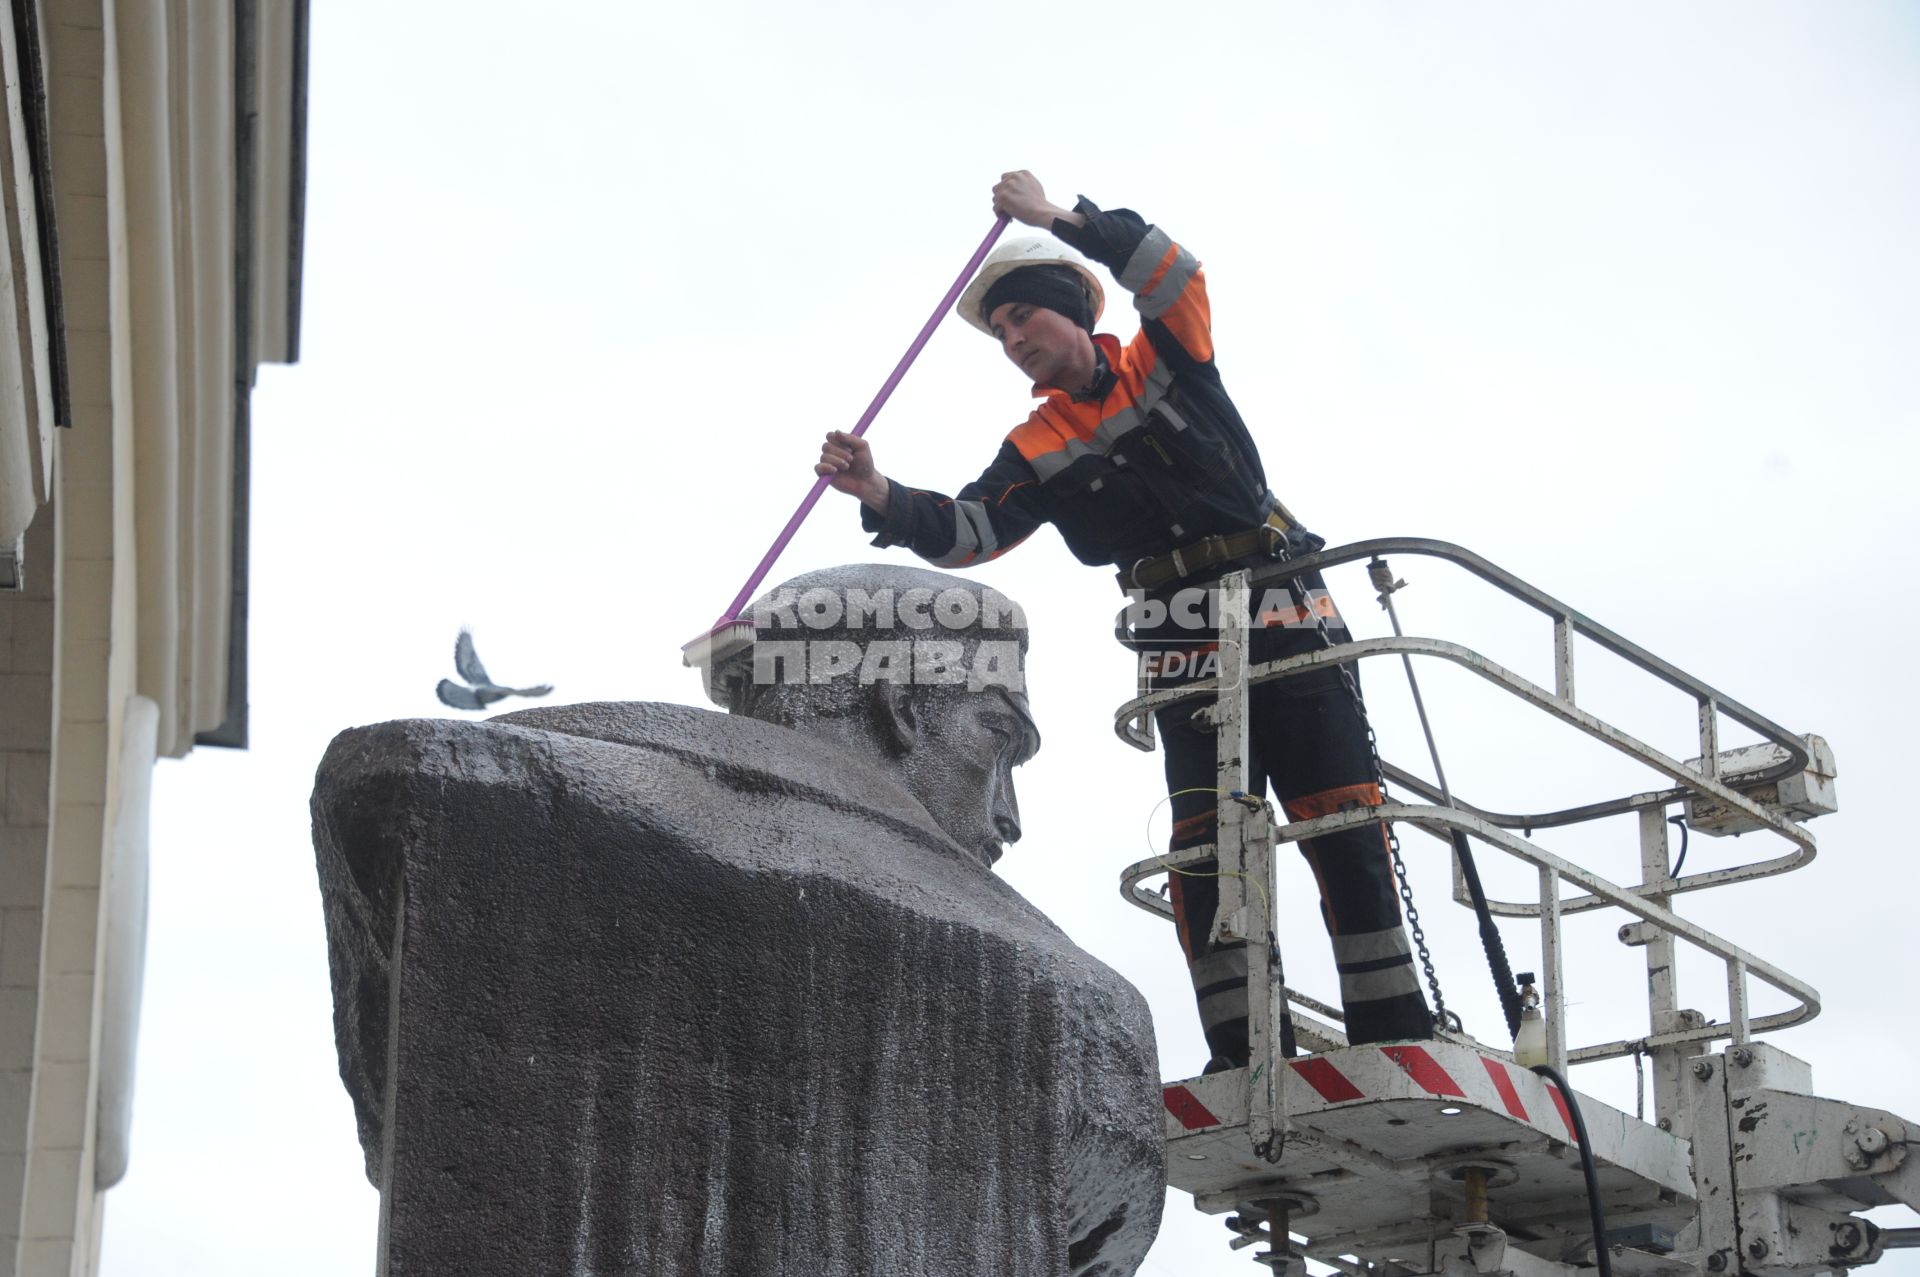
[{"left": 908, "top": 687, "right": 1040, "bottom": 870}]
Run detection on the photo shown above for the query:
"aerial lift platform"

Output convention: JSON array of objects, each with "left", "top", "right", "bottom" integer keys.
[{"left": 1113, "top": 539, "right": 1915, "bottom": 1277}]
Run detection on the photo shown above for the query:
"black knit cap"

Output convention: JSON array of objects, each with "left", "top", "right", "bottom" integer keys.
[{"left": 978, "top": 264, "right": 1097, "bottom": 334}]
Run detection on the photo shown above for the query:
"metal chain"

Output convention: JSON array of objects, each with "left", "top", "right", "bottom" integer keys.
[{"left": 1270, "top": 543, "right": 1454, "bottom": 1030}]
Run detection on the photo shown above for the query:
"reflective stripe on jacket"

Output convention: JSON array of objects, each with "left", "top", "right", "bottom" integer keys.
[{"left": 862, "top": 197, "right": 1275, "bottom": 572}]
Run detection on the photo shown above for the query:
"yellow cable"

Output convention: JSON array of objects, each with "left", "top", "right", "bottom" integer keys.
[{"left": 1145, "top": 786, "right": 1272, "bottom": 925}]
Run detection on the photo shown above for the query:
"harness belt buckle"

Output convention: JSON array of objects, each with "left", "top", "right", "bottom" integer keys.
[{"left": 1169, "top": 547, "right": 1188, "bottom": 580}]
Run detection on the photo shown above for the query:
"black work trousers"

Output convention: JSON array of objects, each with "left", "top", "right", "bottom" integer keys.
[{"left": 1140, "top": 567, "right": 1433, "bottom": 1065}]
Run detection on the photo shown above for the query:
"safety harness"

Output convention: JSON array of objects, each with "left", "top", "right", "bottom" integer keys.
[{"left": 1118, "top": 505, "right": 1299, "bottom": 593}]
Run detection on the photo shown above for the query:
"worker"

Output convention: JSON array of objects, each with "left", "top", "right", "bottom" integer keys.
[{"left": 815, "top": 171, "right": 1433, "bottom": 1068}]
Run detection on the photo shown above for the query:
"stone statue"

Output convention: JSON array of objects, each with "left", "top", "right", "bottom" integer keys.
[{"left": 311, "top": 565, "right": 1164, "bottom": 1276}]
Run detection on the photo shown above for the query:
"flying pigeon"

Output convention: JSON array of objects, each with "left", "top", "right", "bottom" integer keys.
[{"left": 435, "top": 627, "right": 554, "bottom": 711}]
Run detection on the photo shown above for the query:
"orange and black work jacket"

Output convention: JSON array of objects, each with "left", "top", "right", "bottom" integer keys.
[{"left": 861, "top": 198, "right": 1278, "bottom": 577}]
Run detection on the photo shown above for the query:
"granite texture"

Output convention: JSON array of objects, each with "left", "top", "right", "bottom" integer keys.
[{"left": 312, "top": 700, "right": 1163, "bottom": 1276}]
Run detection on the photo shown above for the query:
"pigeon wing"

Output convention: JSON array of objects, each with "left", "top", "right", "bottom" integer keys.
[
  {"left": 505, "top": 684, "right": 554, "bottom": 700},
  {"left": 436, "top": 679, "right": 488, "bottom": 711},
  {"left": 453, "top": 628, "right": 492, "bottom": 686}
]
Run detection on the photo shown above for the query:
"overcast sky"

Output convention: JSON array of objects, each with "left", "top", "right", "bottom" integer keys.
[{"left": 93, "top": 3, "right": 1919, "bottom": 1274}]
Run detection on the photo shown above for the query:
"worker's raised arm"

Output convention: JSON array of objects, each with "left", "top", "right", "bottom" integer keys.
[
  {"left": 991, "top": 170, "right": 1087, "bottom": 233},
  {"left": 1049, "top": 196, "right": 1213, "bottom": 372}
]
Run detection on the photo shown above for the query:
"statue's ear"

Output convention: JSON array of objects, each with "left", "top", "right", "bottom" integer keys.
[{"left": 875, "top": 682, "right": 918, "bottom": 755}]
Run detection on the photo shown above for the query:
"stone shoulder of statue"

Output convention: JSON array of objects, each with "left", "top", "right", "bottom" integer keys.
[{"left": 308, "top": 565, "right": 1163, "bottom": 1277}]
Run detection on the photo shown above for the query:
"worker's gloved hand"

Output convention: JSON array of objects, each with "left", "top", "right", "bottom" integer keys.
[
  {"left": 993, "top": 170, "right": 1072, "bottom": 230},
  {"left": 816, "top": 430, "right": 890, "bottom": 514}
]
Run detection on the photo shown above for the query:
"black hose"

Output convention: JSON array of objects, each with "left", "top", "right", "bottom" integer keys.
[
  {"left": 1530, "top": 1063, "right": 1613, "bottom": 1277},
  {"left": 1668, "top": 815, "right": 1689, "bottom": 878},
  {"left": 1452, "top": 829, "right": 1524, "bottom": 1037}
]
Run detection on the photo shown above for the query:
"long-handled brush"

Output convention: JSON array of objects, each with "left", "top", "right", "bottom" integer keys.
[{"left": 681, "top": 216, "right": 1011, "bottom": 677}]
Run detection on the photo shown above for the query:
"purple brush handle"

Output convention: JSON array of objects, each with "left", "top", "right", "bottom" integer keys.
[{"left": 710, "top": 216, "right": 1013, "bottom": 630}]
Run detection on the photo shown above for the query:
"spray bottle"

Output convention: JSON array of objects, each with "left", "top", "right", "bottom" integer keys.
[{"left": 1513, "top": 971, "right": 1548, "bottom": 1069}]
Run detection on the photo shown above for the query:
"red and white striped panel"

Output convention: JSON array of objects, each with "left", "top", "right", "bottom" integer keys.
[{"left": 1162, "top": 1042, "right": 1580, "bottom": 1144}]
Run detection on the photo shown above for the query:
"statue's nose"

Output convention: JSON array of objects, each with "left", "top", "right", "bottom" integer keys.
[{"left": 991, "top": 770, "right": 1022, "bottom": 846}]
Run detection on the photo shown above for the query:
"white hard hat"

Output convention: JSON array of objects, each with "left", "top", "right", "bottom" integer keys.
[{"left": 957, "top": 238, "right": 1106, "bottom": 336}]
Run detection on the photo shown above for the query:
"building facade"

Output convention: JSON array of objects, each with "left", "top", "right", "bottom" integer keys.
[{"left": 0, "top": 2, "right": 307, "bottom": 1273}]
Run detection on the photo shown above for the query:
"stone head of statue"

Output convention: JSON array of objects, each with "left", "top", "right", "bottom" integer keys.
[{"left": 706, "top": 564, "right": 1039, "bottom": 870}]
